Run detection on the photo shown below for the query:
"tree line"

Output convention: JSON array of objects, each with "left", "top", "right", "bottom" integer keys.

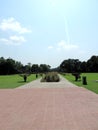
[
  {"left": 0, "top": 55, "right": 98, "bottom": 75},
  {"left": 0, "top": 57, "right": 51, "bottom": 75},
  {"left": 58, "top": 55, "right": 98, "bottom": 73}
]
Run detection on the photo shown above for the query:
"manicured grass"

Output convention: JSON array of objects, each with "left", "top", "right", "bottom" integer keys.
[
  {"left": 0, "top": 74, "right": 37, "bottom": 89},
  {"left": 63, "top": 73, "right": 98, "bottom": 94}
]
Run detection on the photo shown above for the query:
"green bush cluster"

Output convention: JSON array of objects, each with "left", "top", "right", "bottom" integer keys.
[
  {"left": 72, "top": 73, "right": 81, "bottom": 81},
  {"left": 41, "top": 72, "right": 60, "bottom": 82}
]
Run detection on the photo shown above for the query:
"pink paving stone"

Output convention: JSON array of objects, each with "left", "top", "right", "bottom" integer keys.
[{"left": 0, "top": 87, "right": 98, "bottom": 130}]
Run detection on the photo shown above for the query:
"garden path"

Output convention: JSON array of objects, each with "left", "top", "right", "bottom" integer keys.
[
  {"left": 17, "top": 74, "right": 78, "bottom": 88},
  {"left": 0, "top": 75, "right": 98, "bottom": 130},
  {"left": 0, "top": 87, "right": 98, "bottom": 130}
]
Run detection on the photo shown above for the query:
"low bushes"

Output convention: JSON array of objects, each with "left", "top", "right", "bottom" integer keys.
[
  {"left": 41, "top": 72, "right": 60, "bottom": 82},
  {"left": 72, "top": 73, "right": 81, "bottom": 81},
  {"left": 19, "top": 73, "right": 31, "bottom": 82}
]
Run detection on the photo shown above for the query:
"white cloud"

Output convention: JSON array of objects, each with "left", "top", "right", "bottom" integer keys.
[
  {"left": 57, "top": 40, "right": 78, "bottom": 51},
  {"left": 48, "top": 40, "right": 79, "bottom": 51},
  {"left": 0, "top": 35, "right": 26, "bottom": 45},
  {"left": 0, "top": 17, "right": 32, "bottom": 46},
  {"left": 0, "top": 17, "right": 32, "bottom": 34},
  {"left": 48, "top": 46, "right": 54, "bottom": 49}
]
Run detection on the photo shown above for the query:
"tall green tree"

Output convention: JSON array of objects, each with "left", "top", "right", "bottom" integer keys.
[
  {"left": 87, "top": 55, "right": 98, "bottom": 72},
  {"left": 80, "top": 61, "right": 87, "bottom": 72},
  {"left": 31, "top": 64, "right": 39, "bottom": 73},
  {"left": 39, "top": 64, "right": 51, "bottom": 73},
  {"left": 60, "top": 59, "right": 81, "bottom": 73}
]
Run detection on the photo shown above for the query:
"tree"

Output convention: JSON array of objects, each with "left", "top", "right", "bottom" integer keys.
[
  {"left": 87, "top": 55, "right": 98, "bottom": 72},
  {"left": 19, "top": 73, "right": 31, "bottom": 82},
  {"left": 80, "top": 61, "right": 87, "bottom": 72},
  {"left": 31, "top": 64, "right": 39, "bottom": 73},
  {"left": 23, "top": 63, "right": 32, "bottom": 73},
  {"left": 15, "top": 61, "right": 24, "bottom": 73},
  {"left": 0, "top": 57, "right": 6, "bottom": 75},
  {"left": 0, "top": 57, "right": 16, "bottom": 75},
  {"left": 59, "top": 59, "right": 81, "bottom": 73},
  {"left": 6, "top": 58, "right": 16, "bottom": 74},
  {"left": 0, "top": 57, "right": 23, "bottom": 75},
  {"left": 72, "top": 73, "right": 81, "bottom": 81},
  {"left": 39, "top": 64, "right": 51, "bottom": 73}
]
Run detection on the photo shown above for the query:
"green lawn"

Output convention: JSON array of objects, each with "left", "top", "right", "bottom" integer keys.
[
  {"left": 0, "top": 74, "right": 37, "bottom": 89},
  {"left": 63, "top": 73, "right": 98, "bottom": 94}
]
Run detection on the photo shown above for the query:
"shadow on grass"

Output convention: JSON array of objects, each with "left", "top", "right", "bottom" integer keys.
[
  {"left": 17, "top": 81, "right": 30, "bottom": 83},
  {"left": 17, "top": 81, "right": 25, "bottom": 83},
  {"left": 72, "top": 80, "right": 81, "bottom": 82}
]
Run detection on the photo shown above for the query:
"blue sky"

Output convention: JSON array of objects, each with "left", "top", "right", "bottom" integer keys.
[{"left": 0, "top": 0, "right": 98, "bottom": 68}]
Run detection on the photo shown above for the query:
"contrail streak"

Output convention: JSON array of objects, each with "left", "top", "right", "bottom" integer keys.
[{"left": 64, "top": 16, "right": 70, "bottom": 44}]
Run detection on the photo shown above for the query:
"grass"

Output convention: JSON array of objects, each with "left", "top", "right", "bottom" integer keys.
[
  {"left": 63, "top": 73, "right": 98, "bottom": 94},
  {"left": 0, "top": 74, "right": 37, "bottom": 89}
]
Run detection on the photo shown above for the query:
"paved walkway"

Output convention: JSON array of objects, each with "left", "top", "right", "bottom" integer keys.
[
  {"left": 17, "top": 75, "right": 78, "bottom": 88},
  {"left": 0, "top": 76, "right": 98, "bottom": 130}
]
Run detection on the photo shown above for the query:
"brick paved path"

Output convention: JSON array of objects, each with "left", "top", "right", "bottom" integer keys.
[
  {"left": 0, "top": 76, "right": 98, "bottom": 130},
  {"left": 0, "top": 87, "right": 98, "bottom": 130}
]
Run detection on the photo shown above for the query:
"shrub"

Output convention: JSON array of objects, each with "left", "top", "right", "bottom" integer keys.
[
  {"left": 72, "top": 73, "right": 81, "bottom": 81},
  {"left": 41, "top": 72, "right": 60, "bottom": 82},
  {"left": 19, "top": 73, "right": 31, "bottom": 82}
]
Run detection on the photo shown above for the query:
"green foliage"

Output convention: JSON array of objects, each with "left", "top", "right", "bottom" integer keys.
[
  {"left": 82, "top": 76, "right": 87, "bottom": 85},
  {"left": 87, "top": 56, "right": 98, "bottom": 72},
  {"left": 0, "top": 57, "right": 23, "bottom": 75},
  {"left": 0, "top": 74, "right": 36, "bottom": 88},
  {"left": 31, "top": 64, "right": 39, "bottom": 73},
  {"left": 31, "top": 64, "right": 51, "bottom": 73},
  {"left": 0, "top": 57, "right": 51, "bottom": 75},
  {"left": 59, "top": 55, "right": 98, "bottom": 73},
  {"left": 63, "top": 73, "right": 98, "bottom": 94},
  {"left": 60, "top": 59, "right": 81, "bottom": 73},
  {"left": 19, "top": 73, "right": 31, "bottom": 82},
  {"left": 72, "top": 73, "right": 81, "bottom": 81},
  {"left": 41, "top": 72, "right": 60, "bottom": 82},
  {"left": 39, "top": 64, "right": 51, "bottom": 73}
]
